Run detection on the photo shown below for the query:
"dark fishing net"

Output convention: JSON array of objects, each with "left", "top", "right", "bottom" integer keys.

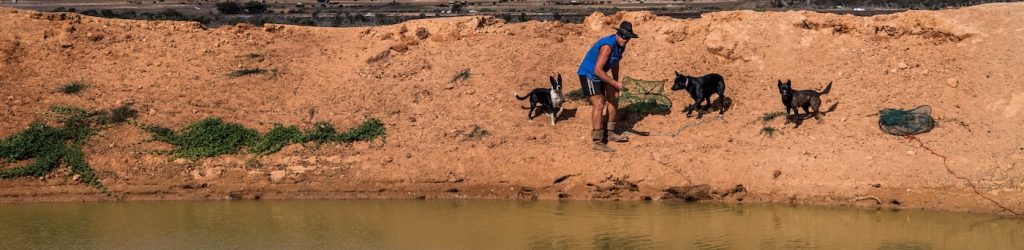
[
  {"left": 879, "top": 105, "right": 935, "bottom": 136},
  {"left": 620, "top": 77, "right": 672, "bottom": 114}
]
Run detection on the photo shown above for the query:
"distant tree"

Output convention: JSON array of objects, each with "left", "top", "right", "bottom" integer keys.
[
  {"left": 216, "top": 2, "right": 243, "bottom": 14},
  {"left": 244, "top": 1, "right": 268, "bottom": 14}
]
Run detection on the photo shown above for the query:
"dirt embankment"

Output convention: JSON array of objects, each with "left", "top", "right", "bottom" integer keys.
[{"left": 1, "top": 4, "right": 1023, "bottom": 215}]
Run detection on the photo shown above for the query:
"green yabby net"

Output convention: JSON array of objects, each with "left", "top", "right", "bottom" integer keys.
[
  {"left": 879, "top": 105, "right": 935, "bottom": 136},
  {"left": 620, "top": 77, "right": 672, "bottom": 114}
]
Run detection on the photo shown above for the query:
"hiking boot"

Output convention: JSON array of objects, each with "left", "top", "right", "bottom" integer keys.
[
  {"left": 607, "top": 122, "right": 630, "bottom": 143},
  {"left": 593, "top": 142, "right": 615, "bottom": 152},
  {"left": 592, "top": 130, "right": 615, "bottom": 152}
]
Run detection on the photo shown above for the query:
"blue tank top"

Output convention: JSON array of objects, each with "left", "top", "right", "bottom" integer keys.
[{"left": 577, "top": 35, "right": 625, "bottom": 81}]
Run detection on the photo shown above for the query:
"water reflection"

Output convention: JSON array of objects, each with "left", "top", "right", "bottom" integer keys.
[{"left": 0, "top": 200, "right": 1020, "bottom": 249}]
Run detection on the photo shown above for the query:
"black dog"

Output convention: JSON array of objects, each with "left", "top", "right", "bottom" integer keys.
[
  {"left": 777, "top": 80, "right": 832, "bottom": 127},
  {"left": 515, "top": 74, "right": 565, "bottom": 125},
  {"left": 671, "top": 71, "right": 726, "bottom": 118}
]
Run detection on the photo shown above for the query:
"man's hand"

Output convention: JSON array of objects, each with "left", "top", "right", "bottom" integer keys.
[{"left": 613, "top": 81, "right": 625, "bottom": 91}]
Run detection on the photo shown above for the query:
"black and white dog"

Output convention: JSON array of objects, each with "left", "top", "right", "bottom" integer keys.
[
  {"left": 671, "top": 71, "right": 727, "bottom": 118},
  {"left": 515, "top": 74, "right": 565, "bottom": 125}
]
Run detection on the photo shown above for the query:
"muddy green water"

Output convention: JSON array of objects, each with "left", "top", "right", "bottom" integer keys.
[{"left": 0, "top": 200, "right": 1021, "bottom": 249}]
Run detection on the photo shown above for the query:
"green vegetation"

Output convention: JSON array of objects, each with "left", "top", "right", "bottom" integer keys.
[
  {"left": 145, "top": 118, "right": 386, "bottom": 159},
  {"left": 216, "top": 1, "right": 268, "bottom": 15},
  {"left": 0, "top": 105, "right": 138, "bottom": 194},
  {"left": 59, "top": 82, "right": 87, "bottom": 94},
  {"left": 143, "top": 118, "right": 258, "bottom": 159},
  {"left": 249, "top": 125, "right": 303, "bottom": 155},
  {"left": 760, "top": 111, "right": 786, "bottom": 123},
  {"left": 760, "top": 126, "right": 778, "bottom": 137},
  {"left": 228, "top": 68, "right": 269, "bottom": 78},
  {"left": 450, "top": 68, "right": 471, "bottom": 83}
]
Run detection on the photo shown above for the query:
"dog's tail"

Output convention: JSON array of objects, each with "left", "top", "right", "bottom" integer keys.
[
  {"left": 514, "top": 91, "right": 529, "bottom": 100},
  {"left": 819, "top": 81, "right": 832, "bottom": 95}
]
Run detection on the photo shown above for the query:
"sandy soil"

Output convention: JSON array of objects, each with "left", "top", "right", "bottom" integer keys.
[{"left": 1, "top": 3, "right": 1022, "bottom": 216}]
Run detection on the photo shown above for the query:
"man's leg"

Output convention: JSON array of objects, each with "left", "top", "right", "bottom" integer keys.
[
  {"left": 604, "top": 87, "right": 629, "bottom": 142},
  {"left": 582, "top": 76, "right": 614, "bottom": 152}
]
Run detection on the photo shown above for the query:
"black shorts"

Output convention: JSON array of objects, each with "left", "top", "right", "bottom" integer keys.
[{"left": 579, "top": 75, "right": 605, "bottom": 97}]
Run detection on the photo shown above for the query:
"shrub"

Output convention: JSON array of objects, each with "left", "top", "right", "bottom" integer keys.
[
  {"left": 244, "top": 1, "right": 268, "bottom": 14},
  {"left": 148, "top": 117, "right": 259, "bottom": 159},
  {"left": 760, "top": 126, "right": 778, "bottom": 137},
  {"left": 145, "top": 118, "right": 386, "bottom": 159},
  {"left": 217, "top": 1, "right": 244, "bottom": 14},
  {"left": 450, "top": 68, "right": 471, "bottom": 83},
  {"left": 760, "top": 111, "right": 786, "bottom": 123},
  {"left": 249, "top": 124, "right": 303, "bottom": 155},
  {"left": 303, "top": 121, "right": 340, "bottom": 145},
  {"left": 0, "top": 105, "right": 130, "bottom": 194},
  {"left": 59, "top": 82, "right": 87, "bottom": 94},
  {"left": 337, "top": 118, "right": 386, "bottom": 142},
  {"left": 228, "top": 68, "right": 268, "bottom": 77}
]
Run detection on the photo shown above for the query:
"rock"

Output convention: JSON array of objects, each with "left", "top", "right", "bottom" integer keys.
[
  {"left": 897, "top": 62, "right": 909, "bottom": 69},
  {"left": 204, "top": 167, "right": 223, "bottom": 179},
  {"left": 772, "top": 170, "right": 782, "bottom": 179},
  {"left": 87, "top": 32, "right": 103, "bottom": 41},
  {"left": 148, "top": 108, "right": 157, "bottom": 116},
  {"left": 286, "top": 165, "right": 310, "bottom": 174},
  {"left": 906, "top": 150, "right": 916, "bottom": 156},
  {"left": 662, "top": 184, "right": 713, "bottom": 201},
  {"left": 269, "top": 170, "right": 287, "bottom": 182},
  {"left": 889, "top": 68, "right": 899, "bottom": 74},
  {"left": 415, "top": 27, "right": 430, "bottom": 40},
  {"left": 71, "top": 174, "right": 81, "bottom": 182},
  {"left": 946, "top": 78, "right": 959, "bottom": 88}
]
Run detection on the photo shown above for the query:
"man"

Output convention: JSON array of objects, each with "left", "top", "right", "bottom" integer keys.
[{"left": 576, "top": 21, "right": 638, "bottom": 152}]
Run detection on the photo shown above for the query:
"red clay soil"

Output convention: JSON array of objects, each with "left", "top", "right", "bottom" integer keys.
[{"left": 1, "top": 4, "right": 1022, "bottom": 216}]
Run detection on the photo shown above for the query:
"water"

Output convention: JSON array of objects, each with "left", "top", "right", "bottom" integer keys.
[{"left": 0, "top": 200, "right": 1020, "bottom": 249}]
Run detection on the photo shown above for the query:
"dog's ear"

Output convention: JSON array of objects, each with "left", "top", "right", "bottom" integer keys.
[
  {"left": 675, "top": 71, "right": 681, "bottom": 76},
  {"left": 557, "top": 74, "right": 562, "bottom": 84},
  {"left": 777, "top": 80, "right": 783, "bottom": 87},
  {"left": 549, "top": 76, "right": 557, "bottom": 88},
  {"left": 785, "top": 79, "right": 792, "bottom": 86}
]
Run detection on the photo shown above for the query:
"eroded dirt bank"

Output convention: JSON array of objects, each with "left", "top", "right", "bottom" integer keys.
[{"left": 1, "top": 4, "right": 1023, "bottom": 216}]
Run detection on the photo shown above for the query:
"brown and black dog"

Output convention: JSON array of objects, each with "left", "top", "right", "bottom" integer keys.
[{"left": 777, "top": 80, "right": 832, "bottom": 127}]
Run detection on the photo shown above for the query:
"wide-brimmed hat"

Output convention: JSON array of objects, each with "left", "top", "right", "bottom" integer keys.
[{"left": 615, "top": 21, "right": 639, "bottom": 39}]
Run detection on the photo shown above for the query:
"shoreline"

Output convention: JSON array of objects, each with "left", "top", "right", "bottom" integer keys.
[{"left": 2, "top": 4, "right": 1023, "bottom": 217}]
